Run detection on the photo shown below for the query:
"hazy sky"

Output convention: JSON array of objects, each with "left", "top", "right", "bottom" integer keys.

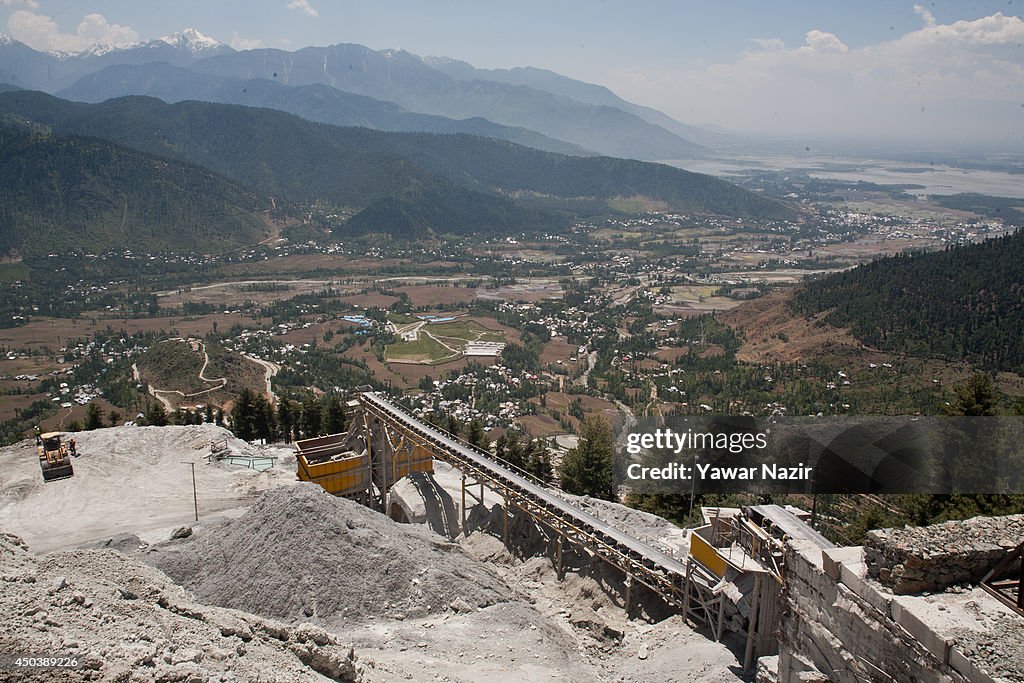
[{"left": 2, "top": 1, "right": 1022, "bottom": 146}]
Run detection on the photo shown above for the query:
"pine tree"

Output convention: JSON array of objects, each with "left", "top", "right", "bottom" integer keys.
[
  {"left": 252, "top": 395, "right": 276, "bottom": 443},
  {"left": 505, "top": 431, "right": 526, "bottom": 470},
  {"left": 494, "top": 433, "right": 508, "bottom": 461},
  {"left": 144, "top": 401, "right": 168, "bottom": 427},
  {"left": 946, "top": 372, "right": 998, "bottom": 416},
  {"left": 277, "top": 398, "right": 295, "bottom": 443},
  {"left": 84, "top": 403, "right": 104, "bottom": 430},
  {"left": 446, "top": 412, "right": 460, "bottom": 438},
  {"left": 468, "top": 419, "right": 486, "bottom": 449},
  {"left": 301, "top": 397, "right": 323, "bottom": 439},
  {"left": 231, "top": 389, "right": 257, "bottom": 441},
  {"left": 560, "top": 415, "right": 614, "bottom": 500},
  {"left": 526, "top": 439, "right": 553, "bottom": 483},
  {"left": 325, "top": 394, "right": 347, "bottom": 434}
]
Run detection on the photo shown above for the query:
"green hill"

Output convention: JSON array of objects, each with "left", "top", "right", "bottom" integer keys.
[
  {"left": 0, "top": 124, "right": 269, "bottom": 255},
  {"left": 791, "top": 231, "right": 1024, "bottom": 373},
  {"left": 0, "top": 91, "right": 796, "bottom": 228},
  {"left": 343, "top": 186, "right": 558, "bottom": 238}
]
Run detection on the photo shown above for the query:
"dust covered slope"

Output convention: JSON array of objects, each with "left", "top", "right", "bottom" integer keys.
[
  {"left": 151, "top": 484, "right": 510, "bottom": 625},
  {"left": 0, "top": 425, "right": 296, "bottom": 554},
  {"left": 0, "top": 532, "right": 360, "bottom": 682}
]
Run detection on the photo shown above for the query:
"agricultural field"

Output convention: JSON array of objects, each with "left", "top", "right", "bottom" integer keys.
[{"left": 385, "top": 317, "right": 507, "bottom": 365}]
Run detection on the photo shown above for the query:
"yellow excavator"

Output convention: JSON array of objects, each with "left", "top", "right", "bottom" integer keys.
[{"left": 38, "top": 432, "right": 74, "bottom": 482}]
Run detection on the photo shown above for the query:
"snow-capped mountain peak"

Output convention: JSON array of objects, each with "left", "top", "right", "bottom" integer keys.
[{"left": 157, "top": 28, "right": 226, "bottom": 55}]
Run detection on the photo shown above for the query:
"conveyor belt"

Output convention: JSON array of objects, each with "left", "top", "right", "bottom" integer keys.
[{"left": 359, "top": 390, "right": 689, "bottom": 605}]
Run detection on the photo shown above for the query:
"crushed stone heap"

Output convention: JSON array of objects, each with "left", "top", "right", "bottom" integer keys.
[
  {"left": 0, "top": 531, "right": 360, "bottom": 682},
  {"left": 151, "top": 484, "right": 509, "bottom": 626},
  {"left": 865, "top": 513, "right": 1024, "bottom": 594}
]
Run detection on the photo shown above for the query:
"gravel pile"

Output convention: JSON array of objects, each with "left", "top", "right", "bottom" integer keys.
[
  {"left": 865, "top": 514, "right": 1024, "bottom": 594},
  {"left": 953, "top": 611, "right": 1024, "bottom": 683},
  {"left": 151, "top": 484, "right": 509, "bottom": 625},
  {"left": 0, "top": 531, "right": 360, "bottom": 682}
]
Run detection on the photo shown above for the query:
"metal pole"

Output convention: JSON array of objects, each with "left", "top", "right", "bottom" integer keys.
[
  {"left": 556, "top": 535, "right": 563, "bottom": 580},
  {"left": 688, "top": 454, "right": 698, "bottom": 522},
  {"left": 1018, "top": 551, "right": 1023, "bottom": 610},
  {"left": 744, "top": 574, "right": 762, "bottom": 674},
  {"left": 182, "top": 461, "right": 198, "bottom": 522},
  {"left": 461, "top": 475, "right": 467, "bottom": 534}
]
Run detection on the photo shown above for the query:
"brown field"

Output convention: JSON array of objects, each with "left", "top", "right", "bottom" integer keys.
[
  {"left": 158, "top": 279, "right": 346, "bottom": 307},
  {"left": 0, "top": 392, "right": 47, "bottom": 423},
  {"left": 0, "top": 354, "right": 68, "bottom": 378},
  {"left": 540, "top": 338, "right": 580, "bottom": 365},
  {"left": 518, "top": 414, "right": 563, "bottom": 438},
  {"left": 529, "top": 392, "right": 617, "bottom": 417},
  {"left": 217, "top": 254, "right": 410, "bottom": 276},
  {"left": 0, "top": 314, "right": 263, "bottom": 355},
  {"left": 342, "top": 291, "right": 399, "bottom": 309},
  {"left": 273, "top": 321, "right": 338, "bottom": 347},
  {"left": 654, "top": 347, "right": 690, "bottom": 362},
  {"left": 38, "top": 397, "right": 124, "bottom": 433},
  {"left": 719, "top": 290, "right": 1024, "bottom": 399},
  {"left": 476, "top": 280, "right": 563, "bottom": 302},
  {"left": 390, "top": 357, "right": 481, "bottom": 390},
  {"left": 400, "top": 285, "right": 478, "bottom": 308}
]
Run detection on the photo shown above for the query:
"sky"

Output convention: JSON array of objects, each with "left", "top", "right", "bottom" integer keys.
[{"left": 1, "top": 1, "right": 1022, "bottom": 146}]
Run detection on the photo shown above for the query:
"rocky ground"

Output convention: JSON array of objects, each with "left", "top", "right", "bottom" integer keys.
[
  {"left": 0, "top": 531, "right": 359, "bottom": 682},
  {"left": 0, "top": 426, "right": 745, "bottom": 682}
]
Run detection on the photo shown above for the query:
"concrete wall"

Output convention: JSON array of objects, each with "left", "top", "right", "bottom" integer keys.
[{"left": 776, "top": 540, "right": 995, "bottom": 683}]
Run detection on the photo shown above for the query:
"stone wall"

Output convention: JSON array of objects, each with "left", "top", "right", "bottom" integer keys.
[
  {"left": 777, "top": 540, "right": 954, "bottom": 683},
  {"left": 864, "top": 514, "right": 1024, "bottom": 594}
]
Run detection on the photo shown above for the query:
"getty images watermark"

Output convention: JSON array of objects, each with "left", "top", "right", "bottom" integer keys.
[
  {"left": 618, "top": 415, "right": 1024, "bottom": 495},
  {"left": 625, "top": 427, "right": 812, "bottom": 483}
]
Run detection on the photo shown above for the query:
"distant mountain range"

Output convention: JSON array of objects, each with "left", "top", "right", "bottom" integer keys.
[
  {"left": 0, "top": 28, "right": 711, "bottom": 161},
  {"left": 0, "top": 91, "right": 793, "bottom": 249},
  {"left": 56, "top": 63, "right": 587, "bottom": 156}
]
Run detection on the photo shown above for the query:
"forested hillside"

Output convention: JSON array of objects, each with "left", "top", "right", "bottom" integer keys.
[
  {"left": 343, "top": 187, "right": 561, "bottom": 238},
  {"left": 0, "top": 91, "right": 795, "bottom": 223},
  {"left": 0, "top": 124, "right": 269, "bottom": 255},
  {"left": 792, "top": 231, "right": 1024, "bottom": 372}
]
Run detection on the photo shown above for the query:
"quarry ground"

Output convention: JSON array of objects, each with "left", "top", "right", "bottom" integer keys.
[{"left": 0, "top": 425, "right": 744, "bottom": 682}]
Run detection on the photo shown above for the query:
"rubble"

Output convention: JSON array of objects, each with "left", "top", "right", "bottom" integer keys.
[
  {"left": 864, "top": 514, "right": 1024, "bottom": 593},
  {"left": 0, "top": 532, "right": 360, "bottom": 682}
]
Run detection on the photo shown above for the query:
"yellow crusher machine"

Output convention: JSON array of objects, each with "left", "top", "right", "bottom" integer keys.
[{"left": 294, "top": 396, "right": 432, "bottom": 507}]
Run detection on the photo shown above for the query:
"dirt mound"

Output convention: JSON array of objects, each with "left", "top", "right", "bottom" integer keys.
[
  {"left": 151, "top": 484, "right": 509, "bottom": 626},
  {"left": 0, "top": 531, "right": 360, "bottom": 682}
]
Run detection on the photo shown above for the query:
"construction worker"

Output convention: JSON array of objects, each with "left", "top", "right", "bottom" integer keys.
[
  {"left": 69, "top": 438, "right": 77, "bottom": 457},
  {"left": 34, "top": 425, "right": 41, "bottom": 446}
]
